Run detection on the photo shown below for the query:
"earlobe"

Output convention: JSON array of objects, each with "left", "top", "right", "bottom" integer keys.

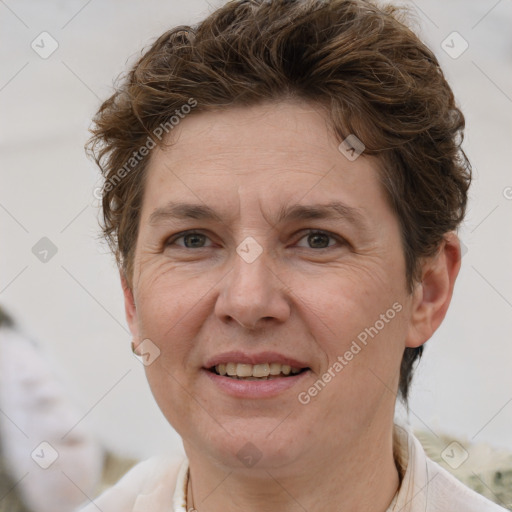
[
  {"left": 120, "top": 270, "right": 139, "bottom": 339},
  {"left": 405, "top": 232, "right": 461, "bottom": 348}
]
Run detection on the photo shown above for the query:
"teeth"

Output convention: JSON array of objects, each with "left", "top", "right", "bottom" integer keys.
[
  {"left": 252, "top": 364, "right": 270, "bottom": 378},
  {"left": 269, "top": 363, "right": 281, "bottom": 375},
  {"left": 213, "top": 362, "right": 304, "bottom": 378},
  {"left": 236, "top": 364, "right": 252, "bottom": 377}
]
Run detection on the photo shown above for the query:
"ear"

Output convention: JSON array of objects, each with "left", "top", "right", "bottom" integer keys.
[
  {"left": 406, "top": 232, "right": 461, "bottom": 348},
  {"left": 120, "top": 269, "right": 139, "bottom": 340}
]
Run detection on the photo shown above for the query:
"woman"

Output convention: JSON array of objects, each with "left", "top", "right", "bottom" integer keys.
[{"left": 81, "top": 0, "right": 507, "bottom": 510}]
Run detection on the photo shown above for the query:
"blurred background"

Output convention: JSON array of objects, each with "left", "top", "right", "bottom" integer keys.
[{"left": 1, "top": 0, "right": 511, "bottom": 475}]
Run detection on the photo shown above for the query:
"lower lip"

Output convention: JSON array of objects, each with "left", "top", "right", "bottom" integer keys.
[{"left": 203, "top": 368, "right": 311, "bottom": 399}]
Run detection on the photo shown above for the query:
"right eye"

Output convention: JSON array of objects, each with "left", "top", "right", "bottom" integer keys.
[{"left": 166, "top": 231, "right": 214, "bottom": 249}]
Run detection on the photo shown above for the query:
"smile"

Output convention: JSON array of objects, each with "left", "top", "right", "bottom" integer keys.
[{"left": 210, "top": 362, "right": 307, "bottom": 380}]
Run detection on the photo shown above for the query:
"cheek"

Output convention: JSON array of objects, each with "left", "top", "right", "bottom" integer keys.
[
  {"left": 298, "top": 267, "right": 408, "bottom": 379},
  {"left": 133, "top": 284, "right": 195, "bottom": 371},
  {"left": 302, "top": 300, "right": 407, "bottom": 426},
  {"left": 134, "top": 260, "right": 209, "bottom": 332},
  {"left": 297, "top": 264, "right": 402, "bottom": 331}
]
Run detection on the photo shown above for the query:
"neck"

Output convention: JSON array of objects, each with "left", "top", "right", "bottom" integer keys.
[{"left": 185, "top": 424, "right": 400, "bottom": 512}]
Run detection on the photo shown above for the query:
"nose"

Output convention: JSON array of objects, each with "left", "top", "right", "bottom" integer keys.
[{"left": 214, "top": 243, "right": 291, "bottom": 330}]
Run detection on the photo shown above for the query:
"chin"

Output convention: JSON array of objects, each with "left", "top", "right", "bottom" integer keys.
[{"left": 183, "top": 415, "right": 308, "bottom": 471}]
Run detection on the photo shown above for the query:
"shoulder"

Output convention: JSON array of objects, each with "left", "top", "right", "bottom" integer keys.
[
  {"left": 395, "top": 424, "right": 508, "bottom": 512},
  {"left": 76, "top": 455, "right": 186, "bottom": 512},
  {"left": 424, "top": 455, "right": 507, "bottom": 511}
]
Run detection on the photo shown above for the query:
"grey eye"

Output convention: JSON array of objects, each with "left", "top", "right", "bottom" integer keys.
[
  {"left": 296, "top": 230, "right": 337, "bottom": 249},
  {"left": 168, "top": 231, "right": 213, "bottom": 248}
]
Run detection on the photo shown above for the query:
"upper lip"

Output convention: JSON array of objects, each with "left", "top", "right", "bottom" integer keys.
[{"left": 204, "top": 351, "right": 310, "bottom": 369}]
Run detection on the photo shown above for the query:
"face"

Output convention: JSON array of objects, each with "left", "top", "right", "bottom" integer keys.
[{"left": 124, "top": 100, "right": 422, "bottom": 470}]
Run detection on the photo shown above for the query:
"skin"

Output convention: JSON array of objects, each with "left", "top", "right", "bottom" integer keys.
[{"left": 121, "top": 100, "right": 461, "bottom": 512}]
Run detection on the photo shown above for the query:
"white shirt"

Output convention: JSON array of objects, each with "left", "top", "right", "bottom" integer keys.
[{"left": 77, "top": 423, "right": 507, "bottom": 511}]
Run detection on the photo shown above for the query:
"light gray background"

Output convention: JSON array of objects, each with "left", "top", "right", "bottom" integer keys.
[{"left": 1, "top": 0, "right": 511, "bottom": 460}]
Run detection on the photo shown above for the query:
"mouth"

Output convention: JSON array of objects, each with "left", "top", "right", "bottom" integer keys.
[
  {"left": 203, "top": 352, "right": 312, "bottom": 398},
  {"left": 208, "top": 362, "right": 309, "bottom": 380}
]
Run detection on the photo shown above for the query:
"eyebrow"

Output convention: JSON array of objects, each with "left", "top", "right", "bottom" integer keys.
[
  {"left": 149, "top": 202, "right": 223, "bottom": 225},
  {"left": 148, "top": 200, "right": 368, "bottom": 231}
]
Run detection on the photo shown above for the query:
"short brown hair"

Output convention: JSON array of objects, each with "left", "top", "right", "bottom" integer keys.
[{"left": 87, "top": 0, "right": 471, "bottom": 404}]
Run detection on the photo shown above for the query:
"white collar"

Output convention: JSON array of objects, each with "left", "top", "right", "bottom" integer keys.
[{"left": 172, "top": 457, "right": 189, "bottom": 512}]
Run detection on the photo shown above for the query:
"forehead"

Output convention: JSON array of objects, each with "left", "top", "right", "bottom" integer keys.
[
  {"left": 156, "top": 101, "right": 339, "bottom": 167},
  {"left": 140, "top": 100, "right": 389, "bottom": 226}
]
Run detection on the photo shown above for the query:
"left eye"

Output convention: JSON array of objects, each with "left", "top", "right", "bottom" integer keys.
[{"left": 295, "top": 230, "right": 339, "bottom": 249}]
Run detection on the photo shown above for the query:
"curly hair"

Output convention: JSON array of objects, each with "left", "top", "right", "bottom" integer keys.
[{"left": 86, "top": 0, "right": 471, "bottom": 405}]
